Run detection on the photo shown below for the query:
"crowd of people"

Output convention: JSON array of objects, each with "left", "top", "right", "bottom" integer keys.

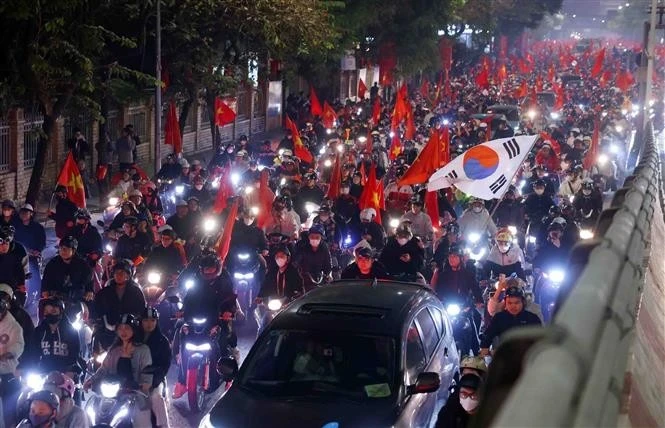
[{"left": 0, "top": 37, "right": 658, "bottom": 427}]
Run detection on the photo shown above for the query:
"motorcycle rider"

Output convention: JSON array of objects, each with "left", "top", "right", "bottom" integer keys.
[
  {"left": 109, "top": 201, "right": 139, "bottom": 231},
  {"left": 293, "top": 224, "right": 332, "bottom": 290},
  {"left": 533, "top": 221, "right": 570, "bottom": 273},
  {"left": 172, "top": 254, "right": 239, "bottom": 398},
  {"left": 263, "top": 198, "right": 299, "bottom": 241},
  {"left": 480, "top": 286, "right": 542, "bottom": 356},
  {"left": 14, "top": 204, "right": 46, "bottom": 299},
  {"left": 357, "top": 208, "right": 386, "bottom": 252},
  {"left": 458, "top": 198, "right": 497, "bottom": 239},
  {"left": 0, "top": 199, "right": 17, "bottom": 229},
  {"left": 114, "top": 217, "right": 152, "bottom": 263},
  {"left": 400, "top": 196, "right": 434, "bottom": 242},
  {"left": 145, "top": 228, "right": 185, "bottom": 277},
  {"left": 41, "top": 237, "right": 93, "bottom": 301},
  {"left": 230, "top": 208, "right": 268, "bottom": 257},
  {"left": 333, "top": 182, "right": 359, "bottom": 232},
  {"left": 341, "top": 246, "right": 391, "bottom": 280},
  {"left": 140, "top": 307, "right": 171, "bottom": 428},
  {"left": 379, "top": 224, "right": 425, "bottom": 279},
  {"left": 84, "top": 313, "right": 153, "bottom": 427},
  {"left": 257, "top": 246, "right": 304, "bottom": 300},
  {"left": 71, "top": 209, "right": 102, "bottom": 267},
  {"left": 573, "top": 178, "right": 603, "bottom": 226},
  {"left": 559, "top": 166, "right": 583, "bottom": 199},
  {"left": 143, "top": 182, "right": 163, "bottom": 214},
  {"left": 166, "top": 199, "right": 192, "bottom": 240},
  {"left": 483, "top": 229, "right": 526, "bottom": 280},
  {"left": 42, "top": 371, "right": 89, "bottom": 428},
  {"left": 432, "top": 243, "right": 483, "bottom": 310},
  {"left": 294, "top": 172, "right": 325, "bottom": 221},
  {"left": 93, "top": 260, "right": 146, "bottom": 348},
  {"left": 15, "top": 390, "right": 60, "bottom": 428},
  {"left": 492, "top": 186, "right": 523, "bottom": 228},
  {"left": 312, "top": 205, "right": 341, "bottom": 248},
  {"left": 524, "top": 179, "right": 556, "bottom": 232},
  {"left": 435, "top": 373, "right": 484, "bottom": 428},
  {"left": 187, "top": 175, "right": 212, "bottom": 210},
  {"left": 156, "top": 153, "right": 181, "bottom": 180},
  {"left": 0, "top": 227, "right": 27, "bottom": 297},
  {"left": 20, "top": 297, "right": 80, "bottom": 376},
  {"left": 49, "top": 186, "right": 78, "bottom": 240},
  {"left": 487, "top": 276, "right": 544, "bottom": 322},
  {"left": 0, "top": 287, "right": 24, "bottom": 423},
  {"left": 433, "top": 222, "right": 462, "bottom": 267},
  {"left": 1, "top": 284, "right": 34, "bottom": 358}
]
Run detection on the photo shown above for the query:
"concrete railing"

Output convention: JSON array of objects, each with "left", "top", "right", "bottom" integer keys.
[{"left": 472, "top": 123, "right": 660, "bottom": 427}]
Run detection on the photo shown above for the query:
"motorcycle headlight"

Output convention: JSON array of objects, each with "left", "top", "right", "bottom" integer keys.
[
  {"left": 615, "top": 125, "right": 623, "bottom": 133},
  {"left": 597, "top": 154, "right": 608, "bottom": 165},
  {"left": 72, "top": 314, "right": 83, "bottom": 331},
  {"left": 610, "top": 144, "right": 620, "bottom": 154},
  {"left": 96, "top": 351, "right": 108, "bottom": 364},
  {"left": 446, "top": 304, "right": 461, "bottom": 317},
  {"left": 528, "top": 236, "right": 537, "bottom": 244},
  {"left": 233, "top": 272, "right": 243, "bottom": 279},
  {"left": 185, "top": 279, "right": 195, "bottom": 290},
  {"left": 110, "top": 405, "right": 129, "bottom": 426},
  {"left": 550, "top": 112, "right": 560, "bottom": 120},
  {"left": 468, "top": 233, "right": 481, "bottom": 244},
  {"left": 319, "top": 147, "right": 326, "bottom": 155},
  {"left": 203, "top": 218, "right": 217, "bottom": 233},
  {"left": 212, "top": 178, "right": 221, "bottom": 189},
  {"left": 508, "top": 226, "right": 517, "bottom": 236},
  {"left": 389, "top": 218, "right": 400, "bottom": 229},
  {"left": 238, "top": 253, "right": 250, "bottom": 261},
  {"left": 268, "top": 299, "right": 283, "bottom": 311},
  {"left": 108, "top": 197, "right": 119, "bottom": 206},
  {"left": 25, "top": 373, "right": 44, "bottom": 391},
  {"left": 175, "top": 185, "right": 184, "bottom": 195},
  {"left": 185, "top": 343, "right": 212, "bottom": 352},
  {"left": 527, "top": 109, "right": 537, "bottom": 120},
  {"left": 192, "top": 317, "right": 207, "bottom": 325},
  {"left": 280, "top": 178, "right": 286, "bottom": 186},
  {"left": 579, "top": 229, "right": 594, "bottom": 240},
  {"left": 231, "top": 173, "right": 241, "bottom": 186},
  {"left": 326, "top": 128, "right": 332, "bottom": 135},
  {"left": 357, "top": 136, "right": 367, "bottom": 143},
  {"left": 324, "top": 159, "right": 332, "bottom": 168},
  {"left": 305, "top": 202, "right": 318, "bottom": 214},
  {"left": 469, "top": 248, "right": 486, "bottom": 261},
  {"left": 147, "top": 271, "right": 161, "bottom": 285},
  {"left": 336, "top": 144, "right": 344, "bottom": 153},
  {"left": 105, "top": 244, "right": 113, "bottom": 252},
  {"left": 344, "top": 235, "right": 352, "bottom": 245},
  {"left": 244, "top": 272, "right": 254, "bottom": 280},
  {"left": 546, "top": 269, "right": 565, "bottom": 284},
  {"left": 100, "top": 382, "right": 120, "bottom": 398},
  {"left": 251, "top": 206, "right": 259, "bottom": 216},
  {"left": 245, "top": 186, "right": 254, "bottom": 195}
]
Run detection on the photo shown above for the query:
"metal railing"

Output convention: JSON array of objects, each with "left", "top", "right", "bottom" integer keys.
[
  {"left": 0, "top": 119, "right": 10, "bottom": 172},
  {"left": 478, "top": 123, "right": 660, "bottom": 427}
]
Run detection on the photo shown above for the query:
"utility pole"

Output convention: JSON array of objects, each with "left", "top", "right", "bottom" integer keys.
[{"left": 154, "top": 0, "right": 162, "bottom": 174}]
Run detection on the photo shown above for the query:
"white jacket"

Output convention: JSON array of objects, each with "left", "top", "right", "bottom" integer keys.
[
  {"left": 487, "top": 244, "right": 525, "bottom": 266},
  {"left": 458, "top": 209, "right": 497, "bottom": 238},
  {"left": 0, "top": 312, "right": 24, "bottom": 375}
]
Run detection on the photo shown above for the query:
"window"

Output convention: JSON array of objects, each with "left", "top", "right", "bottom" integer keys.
[
  {"left": 428, "top": 307, "right": 445, "bottom": 339},
  {"left": 416, "top": 309, "right": 439, "bottom": 357},
  {"left": 23, "top": 113, "right": 43, "bottom": 168},
  {"left": 184, "top": 103, "right": 196, "bottom": 133},
  {"left": 107, "top": 111, "right": 120, "bottom": 142},
  {"left": 0, "top": 120, "right": 9, "bottom": 172},
  {"left": 127, "top": 110, "right": 147, "bottom": 142},
  {"left": 405, "top": 321, "right": 427, "bottom": 384}
]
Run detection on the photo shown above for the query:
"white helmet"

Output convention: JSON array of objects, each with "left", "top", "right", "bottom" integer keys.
[{"left": 360, "top": 208, "right": 377, "bottom": 221}]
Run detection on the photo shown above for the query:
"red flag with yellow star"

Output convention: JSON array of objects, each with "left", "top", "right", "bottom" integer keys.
[
  {"left": 389, "top": 134, "right": 403, "bottom": 160},
  {"left": 322, "top": 101, "right": 337, "bottom": 128},
  {"left": 285, "top": 115, "right": 314, "bottom": 164},
  {"left": 57, "top": 153, "right": 86, "bottom": 208},
  {"left": 215, "top": 197, "right": 239, "bottom": 262},
  {"left": 359, "top": 164, "right": 384, "bottom": 224}
]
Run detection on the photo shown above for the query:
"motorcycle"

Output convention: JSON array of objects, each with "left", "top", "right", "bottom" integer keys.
[
  {"left": 102, "top": 197, "right": 121, "bottom": 227},
  {"left": 144, "top": 269, "right": 181, "bottom": 339},
  {"left": 444, "top": 299, "right": 481, "bottom": 357},
  {"left": 465, "top": 231, "right": 490, "bottom": 266},
  {"left": 533, "top": 267, "right": 566, "bottom": 323},
  {"left": 227, "top": 249, "right": 262, "bottom": 315},
  {"left": 157, "top": 178, "right": 177, "bottom": 218},
  {"left": 253, "top": 295, "right": 294, "bottom": 337},
  {"left": 84, "top": 375, "right": 151, "bottom": 427}
]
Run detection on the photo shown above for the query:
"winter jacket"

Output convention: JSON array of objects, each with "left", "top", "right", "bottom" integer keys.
[
  {"left": 379, "top": 237, "right": 424, "bottom": 276},
  {"left": 532, "top": 240, "right": 569, "bottom": 272},
  {"left": 434, "top": 265, "right": 483, "bottom": 304},
  {"left": 145, "top": 244, "right": 184, "bottom": 276},
  {"left": 480, "top": 309, "right": 542, "bottom": 348},
  {"left": 88, "top": 342, "right": 152, "bottom": 389},
  {"left": 50, "top": 198, "right": 78, "bottom": 239},
  {"left": 400, "top": 211, "right": 434, "bottom": 241},
  {"left": 231, "top": 221, "right": 268, "bottom": 254},
  {"left": 71, "top": 224, "right": 103, "bottom": 257},
  {"left": 94, "top": 281, "right": 147, "bottom": 326},
  {"left": 22, "top": 320, "right": 80, "bottom": 373},
  {"left": 492, "top": 200, "right": 524, "bottom": 228},
  {"left": 458, "top": 209, "right": 497, "bottom": 238},
  {"left": 0, "top": 251, "right": 26, "bottom": 291},
  {"left": 143, "top": 328, "right": 171, "bottom": 387},
  {"left": 523, "top": 194, "right": 555, "bottom": 224},
  {"left": 183, "top": 271, "right": 237, "bottom": 324},
  {"left": 41, "top": 256, "right": 93, "bottom": 295},
  {"left": 293, "top": 241, "right": 333, "bottom": 277},
  {"left": 13, "top": 220, "right": 46, "bottom": 253},
  {"left": 114, "top": 232, "right": 152, "bottom": 262},
  {"left": 0, "top": 312, "right": 24, "bottom": 374},
  {"left": 258, "top": 265, "right": 305, "bottom": 299}
]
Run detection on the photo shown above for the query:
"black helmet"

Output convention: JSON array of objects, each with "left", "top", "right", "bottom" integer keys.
[
  {"left": 54, "top": 185, "right": 67, "bottom": 194},
  {"left": 273, "top": 245, "right": 291, "bottom": 258},
  {"left": 75, "top": 208, "right": 91, "bottom": 220},
  {"left": 548, "top": 205, "right": 561, "bottom": 218},
  {"left": 409, "top": 195, "right": 424, "bottom": 206},
  {"left": 112, "top": 259, "right": 135, "bottom": 277},
  {"left": 308, "top": 224, "right": 326, "bottom": 237},
  {"left": 304, "top": 172, "right": 318, "bottom": 181},
  {"left": 1, "top": 199, "right": 16, "bottom": 210},
  {"left": 547, "top": 221, "right": 565, "bottom": 233},
  {"left": 118, "top": 313, "right": 140, "bottom": 327},
  {"left": 445, "top": 222, "right": 460, "bottom": 235},
  {"left": 58, "top": 236, "right": 78, "bottom": 250},
  {"left": 41, "top": 297, "right": 65, "bottom": 313},
  {"left": 505, "top": 286, "right": 526, "bottom": 301},
  {"left": 582, "top": 179, "right": 594, "bottom": 191},
  {"left": 448, "top": 243, "right": 464, "bottom": 256},
  {"left": 0, "top": 226, "right": 14, "bottom": 241},
  {"left": 28, "top": 390, "right": 59, "bottom": 412},
  {"left": 199, "top": 253, "right": 221, "bottom": 273},
  {"left": 142, "top": 306, "right": 160, "bottom": 320},
  {"left": 123, "top": 216, "right": 139, "bottom": 226},
  {"left": 532, "top": 179, "right": 546, "bottom": 188}
]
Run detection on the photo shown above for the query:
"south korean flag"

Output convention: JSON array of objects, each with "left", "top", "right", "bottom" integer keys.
[{"left": 428, "top": 135, "right": 537, "bottom": 200}]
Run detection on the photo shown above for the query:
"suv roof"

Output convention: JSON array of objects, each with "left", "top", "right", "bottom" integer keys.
[{"left": 270, "top": 280, "right": 439, "bottom": 336}]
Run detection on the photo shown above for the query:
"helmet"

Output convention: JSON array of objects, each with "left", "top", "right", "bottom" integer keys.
[
  {"left": 532, "top": 179, "right": 546, "bottom": 188},
  {"left": 20, "top": 204, "right": 34, "bottom": 213},
  {"left": 446, "top": 222, "right": 460, "bottom": 235},
  {"left": 354, "top": 246, "right": 373, "bottom": 259},
  {"left": 272, "top": 199, "right": 286, "bottom": 212},
  {"left": 582, "top": 178, "right": 594, "bottom": 191},
  {"left": 448, "top": 243, "right": 465, "bottom": 256},
  {"left": 273, "top": 245, "right": 291, "bottom": 258},
  {"left": 1, "top": 199, "right": 16, "bottom": 210},
  {"left": 41, "top": 297, "right": 65, "bottom": 313},
  {"left": 54, "top": 185, "right": 67, "bottom": 194},
  {"left": 123, "top": 216, "right": 139, "bottom": 226},
  {"left": 179, "top": 159, "right": 190, "bottom": 168},
  {"left": 468, "top": 197, "right": 483, "bottom": 205},
  {"left": 281, "top": 196, "right": 293, "bottom": 211},
  {"left": 495, "top": 230, "right": 513, "bottom": 243},
  {"left": 142, "top": 306, "right": 160, "bottom": 320},
  {"left": 112, "top": 259, "right": 135, "bottom": 277},
  {"left": 58, "top": 236, "right": 78, "bottom": 250},
  {"left": 118, "top": 313, "right": 140, "bottom": 327},
  {"left": 395, "top": 224, "right": 413, "bottom": 238},
  {"left": 199, "top": 253, "right": 221, "bottom": 274},
  {"left": 309, "top": 224, "right": 326, "bottom": 237},
  {"left": 409, "top": 195, "right": 424, "bottom": 206},
  {"left": 460, "top": 356, "right": 488, "bottom": 373},
  {"left": 28, "top": 390, "right": 59, "bottom": 411},
  {"left": 0, "top": 226, "right": 15, "bottom": 241},
  {"left": 304, "top": 172, "right": 318, "bottom": 181},
  {"left": 360, "top": 208, "right": 377, "bottom": 221},
  {"left": 44, "top": 371, "right": 76, "bottom": 398},
  {"left": 239, "top": 134, "right": 248, "bottom": 142},
  {"left": 552, "top": 217, "right": 567, "bottom": 227},
  {"left": 75, "top": 208, "right": 91, "bottom": 220},
  {"left": 547, "top": 221, "right": 565, "bottom": 233},
  {"left": 505, "top": 286, "right": 526, "bottom": 301},
  {"left": 128, "top": 189, "right": 143, "bottom": 198},
  {"left": 548, "top": 205, "right": 561, "bottom": 218}
]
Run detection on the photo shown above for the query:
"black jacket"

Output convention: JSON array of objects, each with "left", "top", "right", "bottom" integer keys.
[
  {"left": 13, "top": 220, "right": 46, "bottom": 253},
  {"left": 114, "top": 232, "right": 152, "bottom": 262},
  {"left": 145, "top": 245, "right": 184, "bottom": 276},
  {"left": 532, "top": 240, "right": 569, "bottom": 272},
  {"left": 71, "top": 224, "right": 103, "bottom": 257},
  {"left": 258, "top": 265, "right": 304, "bottom": 299},
  {"left": 523, "top": 194, "right": 555, "bottom": 224},
  {"left": 0, "top": 251, "right": 26, "bottom": 290},
  {"left": 230, "top": 221, "right": 268, "bottom": 254},
  {"left": 143, "top": 328, "right": 171, "bottom": 387},
  {"left": 166, "top": 214, "right": 194, "bottom": 240},
  {"left": 356, "top": 221, "right": 386, "bottom": 251},
  {"left": 22, "top": 320, "right": 81, "bottom": 373},
  {"left": 435, "top": 390, "right": 469, "bottom": 428},
  {"left": 493, "top": 200, "right": 524, "bottom": 228},
  {"left": 183, "top": 271, "right": 237, "bottom": 325},
  {"left": 51, "top": 198, "right": 78, "bottom": 226},
  {"left": 293, "top": 241, "right": 332, "bottom": 277},
  {"left": 41, "top": 255, "right": 93, "bottom": 295},
  {"left": 340, "top": 261, "right": 391, "bottom": 280},
  {"left": 94, "top": 280, "right": 147, "bottom": 326},
  {"left": 435, "top": 265, "right": 483, "bottom": 304},
  {"left": 379, "top": 237, "right": 424, "bottom": 276},
  {"left": 481, "top": 309, "right": 542, "bottom": 348}
]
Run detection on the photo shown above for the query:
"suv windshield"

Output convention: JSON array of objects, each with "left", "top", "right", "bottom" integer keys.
[{"left": 239, "top": 330, "right": 396, "bottom": 400}]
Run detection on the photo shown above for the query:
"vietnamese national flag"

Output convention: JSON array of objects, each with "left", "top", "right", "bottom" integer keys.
[
  {"left": 583, "top": 119, "right": 601, "bottom": 170},
  {"left": 359, "top": 164, "right": 384, "bottom": 224},
  {"left": 424, "top": 191, "right": 440, "bottom": 230},
  {"left": 599, "top": 70, "right": 612, "bottom": 88},
  {"left": 322, "top": 101, "right": 338, "bottom": 128},
  {"left": 420, "top": 79, "right": 430, "bottom": 99},
  {"left": 256, "top": 170, "right": 275, "bottom": 228},
  {"left": 358, "top": 78, "right": 368, "bottom": 100},
  {"left": 326, "top": 153, "right": 342, "bottom": 200},
  {"left": 164, "top": 100, "right": 182, "bottom": 154},
  {"left": 212, "top": 169, "right": 234, "bottom": 214},
  {"left": 371, "top": 97, "right": 381, "bottom": 124},
  {"left": 535, "top": 75, "right": 543, "bottom": 92},
  {"left": 398, "top": 129, "right": 448, "bottom": 185},
  {"left": 310, "top": 86, "right": 323, "bottom": 117},
  {"left": 57, "top": 152, "right": 86, "bottom": 208},
  {"left": 389, "top": 134, "right": 403, "bottom": 160},
  {"left": 539, "top": 131, "right": 561, "bottom": 156},
  {"left": 616, "top": 69, "right": 635, "bottom": 93},
  {"left": 215, "top": 197, "right": 239, "bottom": 262},
  {"left": 214, "top": 97, "right": 236, "bottom": 126},
  {"left": 515, "top": 80, "right": 528, "bottom": 99},
  {"left": 547, "top": 65, "right": 555, "bottom": 84},
  {"left": 404, "top": 107, "right": 416, "bottom": 140},
  {"left": 496, "top": 64, "right": 507, "bottom": 85},
  {"left": 285, "top": 115, "right": 314, "bottom": 164},
  {"left": 591, "top": 48, "right": 606, "bottom": 78},
  {"left": 475, "top": 67, "right": 490, "bottom": 89}
]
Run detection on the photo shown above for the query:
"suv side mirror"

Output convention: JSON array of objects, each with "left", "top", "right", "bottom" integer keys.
[
  {"left": 217, "top": 357, "right": 239, "bottom": 382},
  {"left": 407, "top": 372, "right": 440, "bottom": 395}
]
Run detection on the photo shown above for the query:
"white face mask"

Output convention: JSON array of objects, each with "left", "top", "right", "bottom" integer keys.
[
  {"left": 244, "top": 218, "right": 254, "bottom": 226},
  {"left": 534, "top": 188, "right": 545, "bottom": 196},
  {"left": 397, "top": 237, "right": 409, "bottom": 246},
  {"left": 498, "top": 244, "right": 510, "bottom": 253},
  {"left": 275, "top": 257, "right": 287, "bottom": 267},
  {"left": 460, "top": 397, "right": 479, "bottom": 412},
  {"left": 195, "top": 184, "right": 203, "bottom": 191},
  {"left": 310, "top": 238, "right": 321, "bottom": 247},
  {"left": 472, "top": 206, "right": 483, "bottom": 213}
]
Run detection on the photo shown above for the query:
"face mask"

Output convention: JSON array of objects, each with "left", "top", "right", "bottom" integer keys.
[
  {"left": 29, "top": 413, "right": 53, "bottom": 427},
  {"left": 460, "top": 397, "right": 479, "bottom": 412},
  {"left": 275, "top": 257, "right": 287, "bottom": 267},
  {"left": 227, "top": 148, "right": 234, "bottom": 153},
  {"left": 583, "top": 189, "right": 591, "bottom": 196},
  {"left": 534, "top": 189, "right": 544, "bottom": 196},
  {"left": 472, "top": 206, "right": 483, "bottom": 213},
  {"left": 397, "top": 238, "right": 409, "bottom": 246},
  {"left": 498, "top": 244, "right": 510, "bottom": 253},
  {"left": 195, "top": 184, "right": 203, "bottom": 191},
  {"left": 310, "top": 238, "right": 321, "bottom": 247},
  {"left": 319, "top": 215, "right": 329, "bottom": 222},
  {"left": 44, "top": 314, "right": 62, "bottom": 325},
  {"left": 244, "top": 218, "right": 254, "bottom": 226}
]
